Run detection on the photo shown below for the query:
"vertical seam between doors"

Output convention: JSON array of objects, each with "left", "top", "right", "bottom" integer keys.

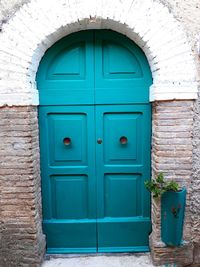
[{"left": 93, "top": 30, "right": 99, "bottom": 252}]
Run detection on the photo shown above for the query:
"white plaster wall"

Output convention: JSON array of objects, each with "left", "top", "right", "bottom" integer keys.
[
  {"left": 0, "top": 0, "right": 198, "bottom": 106},
  {"left": 0, "top": 0, "right": 27, "bottom": 26},
  {"left": 162, "top": 0, "right": 200, "bottom": 81},
  {"left": 1, "top": 0, "right": 199, "bottom": 78}
]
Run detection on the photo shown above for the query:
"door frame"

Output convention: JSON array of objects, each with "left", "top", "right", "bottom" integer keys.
[{"left": 38, "top": 30, "right": 152, "bottom": 253}]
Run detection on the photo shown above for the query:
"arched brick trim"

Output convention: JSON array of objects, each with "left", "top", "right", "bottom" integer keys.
[
  {"left": 0, "top": 0, "right": 198, "bottom": 106},
  {"left": 0, "top": 1, "right": 198, "bottom": 266}
]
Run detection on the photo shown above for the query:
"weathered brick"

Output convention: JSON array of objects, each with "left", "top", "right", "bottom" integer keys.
[
  {"left": 151, "top": 100, "right": 194, "bottom": 266},
  {"left": 0, "top": 106, "right": 45, "bottom": 267}
]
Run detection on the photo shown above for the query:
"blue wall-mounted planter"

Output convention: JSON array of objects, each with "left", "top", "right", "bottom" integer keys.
[{"left": 161, "top": 188, "right": 186, "bottom": 246}]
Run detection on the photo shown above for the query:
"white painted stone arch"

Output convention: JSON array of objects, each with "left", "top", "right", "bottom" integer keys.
[{"left": 0, "top": 0, "right": 198, "bottom": 106}]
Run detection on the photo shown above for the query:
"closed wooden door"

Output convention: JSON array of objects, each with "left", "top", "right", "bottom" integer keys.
[{"left": 37, "top": 30, "right": 152, "bottom": 253}]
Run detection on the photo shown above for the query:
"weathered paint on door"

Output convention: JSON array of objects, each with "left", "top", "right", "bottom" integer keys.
[{"left": 37, "top": 30, "right": 152, "bottom": 253}]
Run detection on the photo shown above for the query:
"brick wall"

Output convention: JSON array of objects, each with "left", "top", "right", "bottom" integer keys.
[
  {"left": 0, "top": 104, "right": 195, "bottom": 266},
  {"left": 192, "top": 98, "right": 200, "bottom": 266},
  {"left": 0, "top": 106, "right": 45, "bottom": 267},
  {"left": 150, "top": 100, "right": 194, "bottom": 266}
]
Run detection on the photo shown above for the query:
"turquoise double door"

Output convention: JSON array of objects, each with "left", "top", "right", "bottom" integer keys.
[{"left": 37, "top": 30, "right": 152, "bottom": 253}]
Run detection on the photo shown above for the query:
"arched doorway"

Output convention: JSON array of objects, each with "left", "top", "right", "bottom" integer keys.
[{"left": 37, "top": 30, "right": 152, "bottom": 253}]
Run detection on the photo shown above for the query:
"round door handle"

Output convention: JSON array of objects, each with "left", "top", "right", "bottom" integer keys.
[
  {"left": 120, "top": 136, "right": 128, "bottom": 145},
  {"left": 63, "top": 137, "right": 71, "bottom": 146},
  {"left": 97, "top": 138, "right": 103, "bottom": 144}
]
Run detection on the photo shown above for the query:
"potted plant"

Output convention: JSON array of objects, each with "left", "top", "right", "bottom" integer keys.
[{"left": 145, "top": 173, "right": 186, "bottom": 246}]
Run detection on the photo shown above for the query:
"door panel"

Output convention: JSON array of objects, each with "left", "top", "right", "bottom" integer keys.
[
  {"left": 50, "top": 175, "right": 88, "bottom": 219},
  {"left": 97, "top": 220, "right": 151, "bottom": 252},
  {"left": 39, "top": 106, "right": 97, "bottom": 253},
  {"left": 94, "top": 30, "right": 152, "bottom": 104},
  {"left": 47, "top": 113, "right": 87, "bottom": 165},
  {"left": 95, "top": 105, "right": 151, "bottom": 251},
  {"left": 37, "top": 31, "right": 95, "bottom": 105},
  {"left": 104, "top": 174, "right": 141, "bottom": 217},
  {"left": 103, "top": 112, "right": 142, "bottom": 164},
  {"left": 37, "top": 30, "right": 152, "bottom": 106},
  {"left": 43, "top": 221, "right": 97, "bottom": 253},
  {"left": 47, "top": 43, "right": 86, "bottom": 80}
]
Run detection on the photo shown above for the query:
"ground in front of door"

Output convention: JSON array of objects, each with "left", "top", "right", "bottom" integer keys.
[{"left": 42, "top": 253, "right": 158, "bottom": 267}]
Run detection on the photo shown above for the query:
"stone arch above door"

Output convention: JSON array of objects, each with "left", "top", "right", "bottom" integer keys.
[{"left": 0, "top": 0, "right": 198, "bottom": 106}]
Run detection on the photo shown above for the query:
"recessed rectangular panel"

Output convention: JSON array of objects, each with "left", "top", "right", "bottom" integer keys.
[
  {"left": 43, "top": 220, "right": 97, "bottom": 253},
  {"left": 104, "top": 174, "right": 141, "bottom": 217},
  {"left": 102, "top": 41, "right": 142, "bottom": 79},
  {"left": 37, "top": 31, "right": 96, "bottom": 105},
  {"left": 103, "top": 112, "right": 142, "bottom": 165},
  {"left": 47, "top": 43, "right": 86, "bottom": 80},
  {"left": 51, "top": 175, "right": 88, "bottom": 219},
  {"left": 94, "top": 30, "right": 152, "bottom": 105},
  {"left": 97, "top": 219, "right": 151, "bottom": 252},
  {"left": 47, "top": 113, "right": 87, "bottom": 166}
]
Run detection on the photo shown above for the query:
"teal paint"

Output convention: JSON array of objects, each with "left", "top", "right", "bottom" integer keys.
[
  {"left": 95, "top": 104, "right": 151, "bottom": 251},
  {"left": 37, "top": 30, "right": 152, "bottom": 105},
  {"left": 37, "top": 30, "right": 152, "bottom": 253},
  {"left": 161, "top": 188, "right": 186, "bottom": 247},
  {"left": 39, "top": 106, "right": 97, "bottom": 251}
]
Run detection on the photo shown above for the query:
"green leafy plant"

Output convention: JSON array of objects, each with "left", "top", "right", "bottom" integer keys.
[{"left": 145, "top": 173, "right": 179, "bottom": 198}]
